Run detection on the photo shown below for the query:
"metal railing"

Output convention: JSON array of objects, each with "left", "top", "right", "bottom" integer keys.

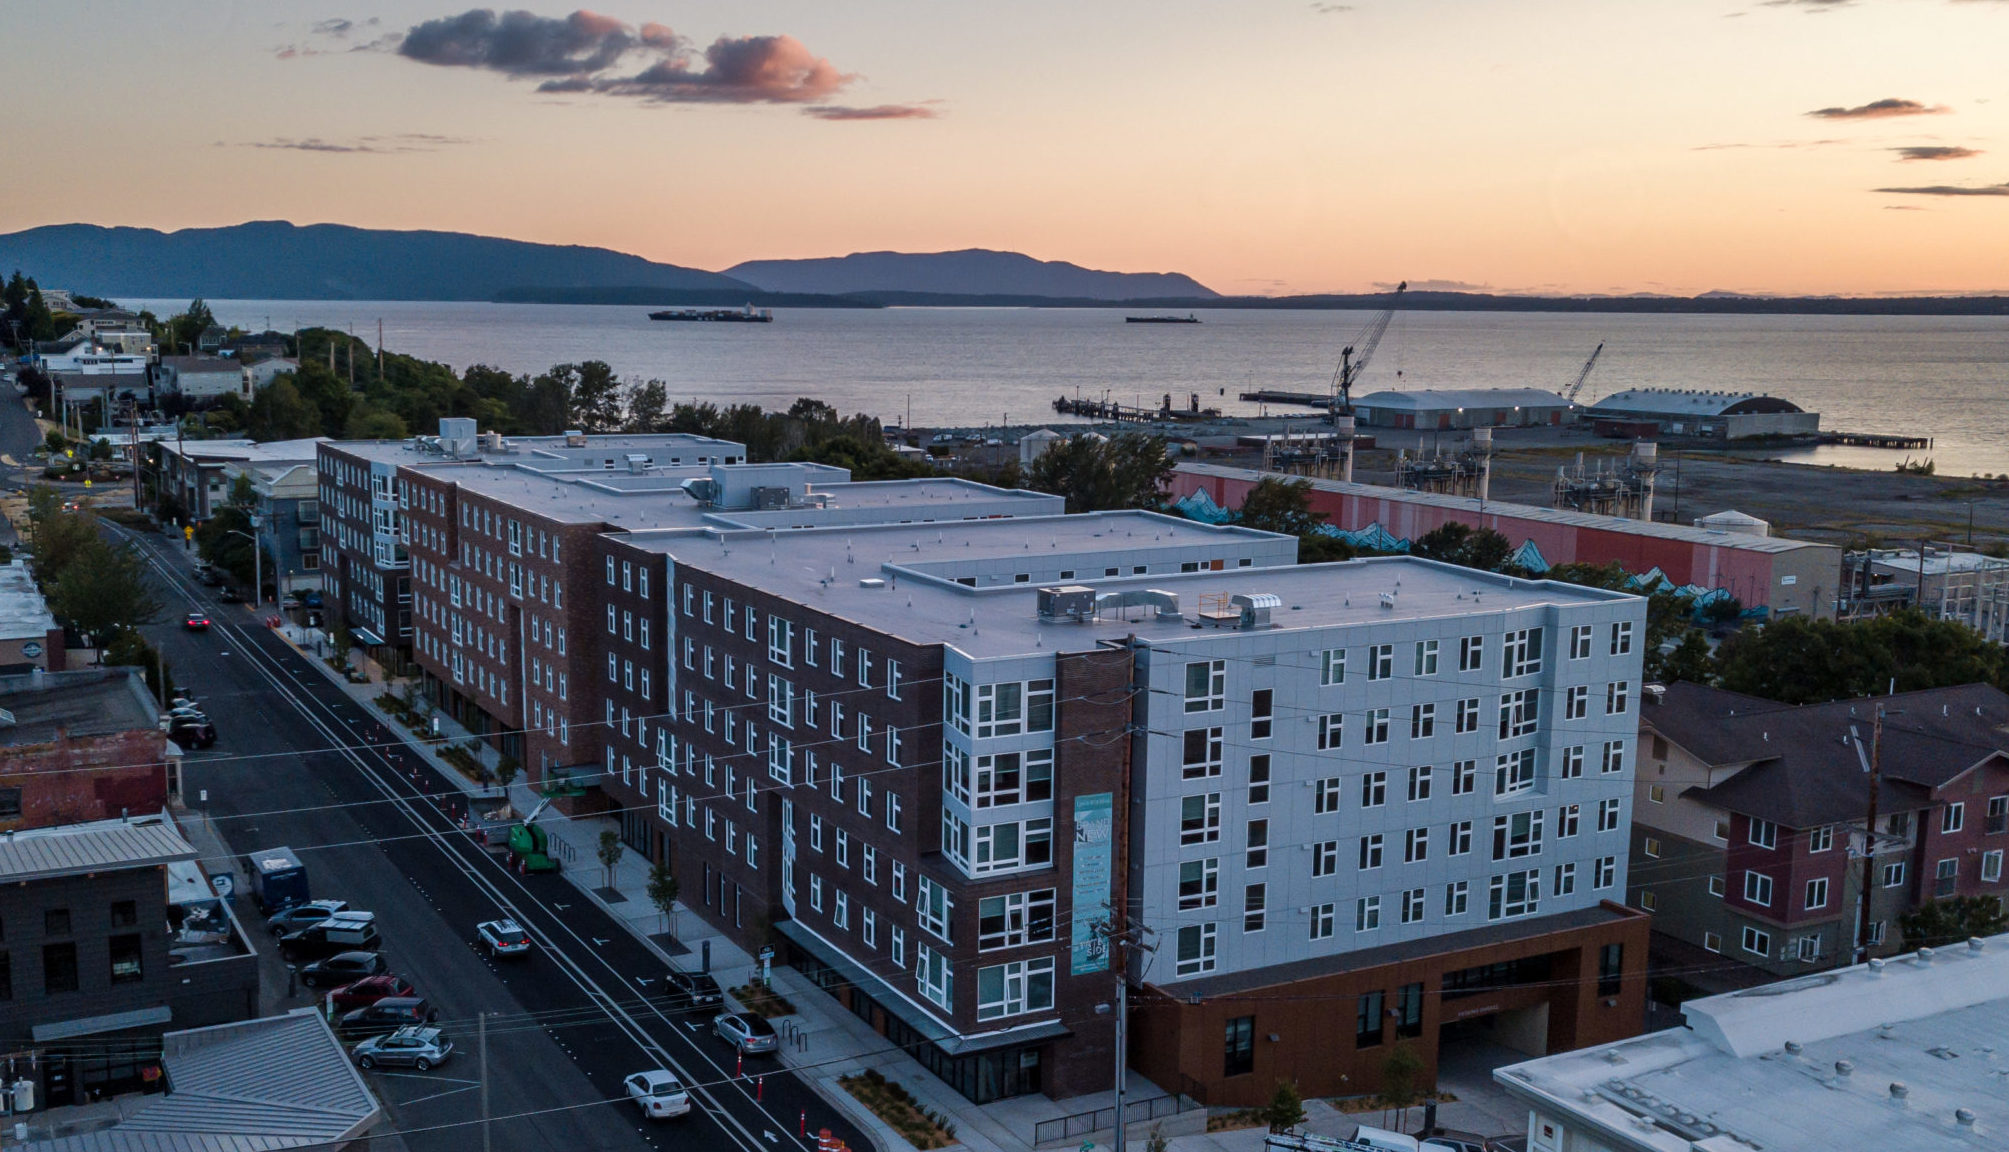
[{"left": 1032, "top": 1092, "right": 1197, "bottom": 1147}]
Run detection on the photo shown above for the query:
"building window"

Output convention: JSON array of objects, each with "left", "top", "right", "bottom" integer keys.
[
  {"left": 1352, "top": 836, "right": 1379, "bottom": 871},
  {"left": 1410, "top": 703, "right": 1436, "bottom": 740},
  {"left": 1648, "top": 785, "right": 1665, "bottom": 804},
  {"left": 1248, "top": 756, "right": 1272, "bottom": 805},
  {"left": 44, "top": 909, "right": 70, "bottom": 937},
  {"left": 1246, "top": 820, "right": 1269, "bottom": 869},
  {"left": 1744, "top": 870, "right": 1774, "bottom": 907},
  {"left": 1492, "top": 811, "right": 1544, "bottom": 859},
  {"left": 1494, "top": 749, "right": 1536, "bottom": 796},
  {"left": 1224, "top": 1017, "right": 1256, "bottom": 1077},
  {"left": 1944, "top": 803, "right": 1966, "bottom": 835},
  {"left": 1565, "top": 685, "right": 1588, "bottom": 721},
  {"left": 1805, "top": 877, "right": 1829, "bottom": 910},
  {"left": 1319, "top": 648, "right": 1346, "bottom": 686},
  {"left": 1313, "top": 777, "right": 1340, "bottom": 813},
  {"left": 917, "top": 945, "right": 952, "bottom": 1010},
  {"left": 1407, "top": 765, "right": 1432, "bottom": 802},
  {"left": 1414, "top": 640, "right": 1439, "bottom": 676},
  {"left": 43, "top": 942, "right": 78, "bottom": 994},
  {"left": 1364, "top": 708, "right": 1390, "bottom": 744},
  {"left": 1498, "top": 689, "right": 1538, "bottom": 739},
  {"left": 976, "top": 957, "right": 1055, "bottom": 1021},
  {"left": 1449, "top": 821, "right": 1472, "bottom": 856},
  {"left": 1367, "top": 644, "right": 1393, "bottom": 681},
  {"left": 1179, "top": 859, "right": 1221, "bottom": 909},
  {"left": 1458, "top": 635, "right": 1484, "bottom": 672},
  {"left": 1984, "top": 850, "right": 2004, "bottom": 883},
  {"left": 1361, "top": 771, "right": 1387, "bottom": 808},
  {"left": 1569, "top": 624, "right": 1592, "bottom": 660},
  {"left": 1488, "top": 869, "right": 1541, "bottom": 920},
  {"left": 1175, "top": 923, "right": 1217, "bottom": 976},
  {"left": 1709, "top": 874, "right": 1725, "bottom": 897},
  {"left": 1456, "top": 698, "right": 1480, "bottom": 734},
  {"left": 1502, "top": 627, "right": 1543, "bottom": 677},
  {"left": 1182, "top": 729, "right": 1225, "bottom": 779},
  {"left": 1452, "top": 760, "right": 1477, "bottom": 795},
  {"left": 1558, "top": 804, "right": 1580, "bottom": 837},
  {"left": 1749, "top": 818, "right": 1778, "bottom": 850},
  {"left": 1184, "top": 661, "right": 1226, "bottom": 713},
  {"left": 1355, "top": 895, "right": 1381, "bottom": 932},
  {"left": 1989, "top": 796, "right": 2009, "bottom": 835},
  {"left": 1643, "top": 837, "right": 1661, "bottom": 859},
  {"left": 1597, "top": 943, "right": 1624, "bottom": 996},
  {"left": 109, "top": 900, "right": 137, "bottom": 928},
  {"left": 1936, "top": 857, "right": 1959, "bottom": 897},
  {"left": 1310, "top": 902, "right": 1335, "bottom": 939},
  {"left": 1243, "top": 883, "right": 1266, "bottom": 933},
  {"left": 1703, "top": 931, "right": 1722, "bottom": 953},
  {"left": 1606, "top": 682, "right": 1630, "bottom": 715},
  {"left": 1445, "top": 881, "right": 1469, "bottom": 916},
  {"left": 1595, "top": 855, "right": 1617, "bottom": 889},
  {"left": 1404, "top": 827, "right": 1429, "bottom": 863},
  {"left": 1317, "top": 713, "right": 1344, "bottom": 750},
  {"left": 1356, "top": 989, "right": 1385, "bottom": 1048},
  {"left": 1401, "top": 887, "right": 1425, "bottom": 924},
  {"left": 1598, "top": 798, "right": 1621, "bottom": 832},
  {"left": 1181, "top": 794, "right": 1222, "bottom": 845},
  {"left": 109, "top": 934, "right": 143, "bottom": 984},
  {"left": 1883, "top": 860, "right": 1907, "bottom": 888},
  {"left": 1250, "top": 689, "right": 1273, "bottom": 740},
  {"left": 1741, "top": 926, "right": 1772, "bottom": 958},
  {"left": 1610, "top": 621, "right": 1634, "bottom": 656},
  {"left": 1554, "top": 861, "right": 1577, "bottom": 897}
]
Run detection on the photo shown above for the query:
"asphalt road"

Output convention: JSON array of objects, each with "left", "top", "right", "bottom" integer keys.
[{"left": 116, "top": 524, "right": 871, "bottom": 1152}]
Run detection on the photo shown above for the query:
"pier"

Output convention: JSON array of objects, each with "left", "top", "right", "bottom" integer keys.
[
  {"left": 1053, "top": 393, "right": 1222, "bottom": 423},
  {"left": 1819, "top": 431, "right": 1932, "bottom": 450},
  {"left": 1239, "top": 389, "right": 1334, "bottom": 409}
]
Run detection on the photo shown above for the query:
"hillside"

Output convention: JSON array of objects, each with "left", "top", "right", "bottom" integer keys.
[
  {"left": 724, "top": 249, "right": 1218, "bottom": 301},
  {"left": 0, "top": 221, "right": 753, "bottom": 301}
]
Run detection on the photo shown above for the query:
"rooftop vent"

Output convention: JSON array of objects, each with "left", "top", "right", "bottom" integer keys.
[
  {"left": 1037, "top": 585, "right": 1097, "bottom": 622},
  {"left": 1231, "top": 593, "right": 1280, "bottom": 629},
  {"left": 625, "top": 453, "right": 652, "bottom": 475},
  {"left": 564, "top": 429, "right": 586, "bottom": 447}
]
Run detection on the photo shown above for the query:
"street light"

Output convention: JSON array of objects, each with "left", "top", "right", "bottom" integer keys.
[{"left": 224, "top": 528, "right": 262, "bottom": 605}]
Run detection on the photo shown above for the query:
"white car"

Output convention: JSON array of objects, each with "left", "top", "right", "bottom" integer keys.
[
  {"left": 625, "top": 1069, "right": 692, "bottom": 1119},
  {"left": 476, "top": 918, "right": 532, "bottom": 958}
]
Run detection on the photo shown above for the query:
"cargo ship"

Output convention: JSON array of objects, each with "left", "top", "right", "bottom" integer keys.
[
  {"left": 1125, "top": 313, "right": 1200, "bottom": 324},
  {"left": 648, "top": 304, "right": 774, "bottom": 323}
]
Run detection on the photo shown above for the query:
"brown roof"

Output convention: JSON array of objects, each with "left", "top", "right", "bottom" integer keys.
[{"left": 1650, "top": 681, "right": 2009, "bottom": 827}]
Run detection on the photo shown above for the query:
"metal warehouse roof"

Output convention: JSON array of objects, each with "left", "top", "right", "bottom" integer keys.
[
  {"left": 0, "top": 814, "right": 195, "bottom": 883},
  {"left": 1353, "top": 387, "right": 1573, "bottom": 410},
  {"left": 1589, "top": 387, "right": 1805, "bottom": 416},
  {"left": 19, "top": 1009, "right": 382, "bottom": 1152},
  {"left": 1174, "top": 464, "right": 1834, "bottom": 555}
]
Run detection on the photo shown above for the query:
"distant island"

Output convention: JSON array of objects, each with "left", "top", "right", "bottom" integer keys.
[
  {"left": 724, "top": 248, "right": 1220, "bottom": 301},
  {"left": 2, "top": 220, "right": 2006, "bottom": 315}
]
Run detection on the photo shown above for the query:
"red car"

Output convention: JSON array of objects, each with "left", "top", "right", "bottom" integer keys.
[{"left": 329, "top": 974, "right": 416, "bottom": 1011}]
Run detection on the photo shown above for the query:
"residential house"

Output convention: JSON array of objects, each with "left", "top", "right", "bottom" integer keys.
[
  {"left": 154, "top": 355, "right": 247, "bottom": 402},
  {"left": 1629, "top": 680, "right": 2009, "bottom": 976}
]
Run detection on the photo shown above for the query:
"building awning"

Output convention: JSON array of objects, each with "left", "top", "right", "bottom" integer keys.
[
  {"left": 350, "top": 627, "right": 385, "bottom": 647},
  {"left": 34, "top": 1004, "right": 172, "bottom": 1041},
  {"left": 773, "top": 919, "right": 1069, "bottom": 1057}
]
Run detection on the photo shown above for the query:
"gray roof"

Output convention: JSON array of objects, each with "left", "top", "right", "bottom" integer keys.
[
  {"left": 20, "top": 1009, "right": 381, "bottom": 1152},
  {"left": 1175, "top": 463, "right": 1836, "bottom": 555},
  {"left": 0, "top": 815, "right": 194, "bottom": 883},
  {"left": 1354, "top": 387, "right": 1573, "bottom": 411},
  {"left": 1589, "top": 387, "right": 1806, "bottom": 417},
  {"left": 0, "top": 667, "right": 161, "bottom": 748},
  {"left": 0, "top": 560, "right": 56, "bottom": 641},
  {"left": 1496, "top": 932, "right": 2009, "bottom": 1152}
]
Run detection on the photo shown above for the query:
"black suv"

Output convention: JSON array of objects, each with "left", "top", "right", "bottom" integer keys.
[
  {"left": 279, "top": 913, "right": 381, "bottom": 961},
  {"left": 663, "top": 967, "right": 723, "bottom": 1009},
  {"left": 167, "top": 717, "right": 216, "bottom": 749},
  {"left": 300, "top": 950, "right": 388, "bottom": 988},
  {"left": 337, "top": 996, "right": 437, "bottom": 1037}
]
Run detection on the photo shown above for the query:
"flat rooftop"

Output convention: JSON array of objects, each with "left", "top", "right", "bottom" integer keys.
[
  {"left": 0, "top": 668, "right": 159, "bottom": 746},
  {"left": 0, "top": 811, "right": 195, "bottom": 883},
  {"left": 1178, "top": 463, "right": 1836, "bottom": 555},
  {"left": 0, "top": 561, "right": 56, "bottom": 640},
  {"left": 677, "top": 513, "right": 1632, "bottom": 659},
  {"left": 1498, "top": 932, "right": 2009, "bottom": 1152},
  {"left": 161, "top": 437, "right": 327, "bottom": 465}
]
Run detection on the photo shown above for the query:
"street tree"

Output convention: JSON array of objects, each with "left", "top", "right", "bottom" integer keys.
[
  {"left": 1900, "top": 896, "right": 2008, "bottom": 949},
  {"left": 50, "top": 538, "right": 160, "bottom": 645},
  {"left": 1263, "top": 1080, "right": 1306, "bottom": 1134},
  {"left": 597, "top": 828, "right": 624, "bottom": 889},
  {"left": 1379, "top": 1044, "right": 1425, "bottom": 1132},
  {"left": 1025, "top": 432, "right": 1172, "bottom": 513},
  {"left": 1713, "top": 609, "right": 2008, "bottom": 704},
  {"left": 626, "top": 379, "right": 669, "bottom": 432},
  {"left": 647, "top": 860, "right": 680, "bottom": 935}
]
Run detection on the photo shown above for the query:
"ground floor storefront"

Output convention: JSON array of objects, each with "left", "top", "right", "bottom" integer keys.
[{"left": 1129, "top": 903, "right": 1651, "bottom": 1108}]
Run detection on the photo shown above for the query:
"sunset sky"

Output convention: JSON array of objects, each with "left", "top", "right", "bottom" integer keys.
[{"left": 9, "top": 0, "right": 2009, "bottom": 295}]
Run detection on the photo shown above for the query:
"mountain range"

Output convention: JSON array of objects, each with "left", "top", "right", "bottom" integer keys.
[{"left": 724, "top": 249, "right": 1217, "bottom": 300}]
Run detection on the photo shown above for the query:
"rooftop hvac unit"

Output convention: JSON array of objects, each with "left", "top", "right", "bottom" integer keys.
[
  {"left": 625, "top": 453, "right": 652, "bottom": 474},
  {"left": 1037, "top": 585, "right": 1098, "bottom": 622},
  {"left": 1231, "top": 592, "right": 1281, "bottom": 629},
  {"left": 751, "top": 486, "right": 791, "bottom": 511},
  {"left": 564, "top": 429, "right": 586, "bottom": 447},
  {"left": 480, "top": 431, "right": 506, "bottom": 453}
]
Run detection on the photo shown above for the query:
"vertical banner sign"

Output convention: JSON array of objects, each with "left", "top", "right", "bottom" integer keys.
[{"left": 1071, "top": 792, "right": 1115, "bottom": 975}]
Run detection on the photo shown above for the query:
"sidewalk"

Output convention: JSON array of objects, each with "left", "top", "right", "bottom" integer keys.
[{"left": 269, "top": 622, "right": 1521, "bottom": 1152}]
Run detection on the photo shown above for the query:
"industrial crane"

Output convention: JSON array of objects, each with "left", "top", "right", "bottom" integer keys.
[
  {"left": 1330, "top": 281, "right": 1406, "bottom": 415},
  {"left": 1562, "top": 342, "right": 1605, "bottom": 405}
]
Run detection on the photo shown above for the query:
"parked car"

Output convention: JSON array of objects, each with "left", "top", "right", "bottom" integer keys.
[
  {"left": 330, "top": 974, "right": 417, "bottom": 1010},
  {"left": 280, "top": 911, "right": 380, "bottom": 961},
  {"left": 1422, "top": 1136, "right": 1489, "bottom": 1152},
  {"left": 184, "top": 611, "right": 211, "bottom": 630},
  {"left": 1482, "top": 1140, "right": 1526, "bottom": 1152},
  {"left": 1349, "top": 1127, "right": 1419, "bottom": 1152},
  {"left": 476, "top": 918, "right": 532, "bottom": 958},
  {"left": 266, "top": 899, "right": 351, "bottom": 936},
  {"left": 166, "top": 717, "right": 216, "bottom": 749},
  {"left": 712, "top": 1012, "right": 778, "bottom": 1055},
  {"left": 197, "top": 566, "right": 224, "bottom": 587},
  {"left": 624, "top": 1070, "right": 692, "bottom": 1119},
  {"left": 338, "top": 996, "right": 437, "bottom": 1037},
  {"left": 301, "top": 950, "right": 388, "bottom": 988},
  {"left": 353, "top": 1026, "right": 452, "bottom": 1071},
  {"left": 302, "top": 590, "right": 323, "bottom": 608},
  {"left": 219, "top": 586, "right": 245, "bottom": 603},
  {"left": 664, "top": 967, "right": 723, "bottom": 1009}
]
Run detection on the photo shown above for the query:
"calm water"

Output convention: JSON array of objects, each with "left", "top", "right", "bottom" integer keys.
[{"left": 142, "top": 300, "right": 2009, "bottom": 476}]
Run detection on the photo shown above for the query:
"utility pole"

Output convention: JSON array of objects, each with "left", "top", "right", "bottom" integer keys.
[
  {"left": 1851, "top": 704, "right": 1888, "bottom": 965},
  {"left": 1095, "top": 908, "right": 1156, "bottom": 1152}
]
